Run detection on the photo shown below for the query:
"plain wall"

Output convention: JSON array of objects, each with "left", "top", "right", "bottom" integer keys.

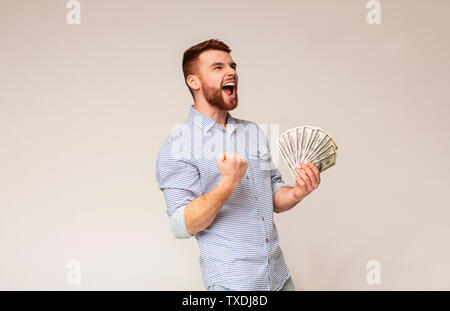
[{"left": 1, "top": 0, "right": 449, "bottom": 290}]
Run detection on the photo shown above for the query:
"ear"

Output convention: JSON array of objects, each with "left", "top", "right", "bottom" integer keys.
[{"left": 186, "top": 74, "right": 201, "bottom": 91}]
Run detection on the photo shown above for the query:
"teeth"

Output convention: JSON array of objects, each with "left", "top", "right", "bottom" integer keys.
[{"left": 223, "top": 82, "right": 235, "bottom": 87}]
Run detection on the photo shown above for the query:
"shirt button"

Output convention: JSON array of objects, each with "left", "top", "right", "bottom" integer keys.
[
  {"left": 246, "top": 176, "right": 249, "bottom": 180},
  {"left": 254, "top": 196, "right": 258, "bottom": 200},
  {"left": 261, "top": 217, "right": 264, "bottom": 221},
  {"left": 268, "top": 259, "right": 270, "bottom": 264},
  {"left": 266, "top": 238, "right": 269, "bottom": 243}
]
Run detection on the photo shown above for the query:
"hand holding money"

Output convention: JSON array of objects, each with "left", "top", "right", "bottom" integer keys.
[
  {"left": 277, "top": 125, "right": 337, "bottom": 202},
  {"left": 291, "top": 161, "right": 321, "bottom": 201}
]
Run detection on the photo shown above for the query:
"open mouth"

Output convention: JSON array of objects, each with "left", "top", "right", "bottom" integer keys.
[{"left": 222, "top": 81, "right": 236, "bottom": 98}]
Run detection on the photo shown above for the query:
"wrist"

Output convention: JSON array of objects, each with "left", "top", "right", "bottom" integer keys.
[
  {"left": 289, "top": 187, "right": 304, "bottom": 204},
  {"left": 218, "top": 177, "right": 238, "bottom": 194}
]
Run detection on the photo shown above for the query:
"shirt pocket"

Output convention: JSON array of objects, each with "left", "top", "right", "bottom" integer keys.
[{"left": 248, "top": 144, "right": 272, "bottom": 179}]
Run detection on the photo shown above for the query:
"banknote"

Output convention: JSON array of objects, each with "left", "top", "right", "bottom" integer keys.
[{"left": 278, "top": 125, "right": 337, "bottom": 174}]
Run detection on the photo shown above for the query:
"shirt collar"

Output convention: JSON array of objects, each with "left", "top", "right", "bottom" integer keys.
[{"left": 188, "top": 105, "right": 238, "bottom": 134}]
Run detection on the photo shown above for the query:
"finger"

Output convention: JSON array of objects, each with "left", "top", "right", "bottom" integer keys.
[
  {"left": 294, "top": 165, "right": 303, "bottom": 175},
  {"left": 295, "top": 175, "right": 306, "bottom": 187},
  {"left": 299, "top": 169, "right": 313, "bottom": 192},
  {"left": 217, "top": 152, "right": 226, "bottom": 161},
  {"left": 225, "top": 152, "right": 236, "bottom": 160},
  {"left": 308, "top": 162, "right": 321, "bottom": 184},
  {"left": 238, "top": 156, "right": 247, "bottom": 165},
  {"left": 301, "top": 162, "right": 318, "bottom": 188},
  {"left": 243, "top": 161, "right": 248, "bottom": 170}
]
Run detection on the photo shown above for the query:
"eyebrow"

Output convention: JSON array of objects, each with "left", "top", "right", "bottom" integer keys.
[{"left": 210, "top": 62, "right": 237, "bottom": 68}]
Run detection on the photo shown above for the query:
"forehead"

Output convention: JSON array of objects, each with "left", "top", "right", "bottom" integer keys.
[{"left": 197, "top": 50, "right": 233, "bottom": 68}]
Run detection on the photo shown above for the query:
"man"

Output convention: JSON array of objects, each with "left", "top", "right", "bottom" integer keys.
[{"left": 156, "top": 39, "right": 321, "bottom": 291}]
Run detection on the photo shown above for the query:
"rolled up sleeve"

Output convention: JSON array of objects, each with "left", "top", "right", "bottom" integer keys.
[
  {"left": 170, "top": 205, "right": 194, "bottom": 239},
  {"left": 271, "top": 171, "right": 286, "bottom": 195}
]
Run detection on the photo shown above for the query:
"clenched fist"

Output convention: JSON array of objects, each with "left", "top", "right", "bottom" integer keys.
[{"left": 216, "top": 152, "right": 248, "bottom": 189}]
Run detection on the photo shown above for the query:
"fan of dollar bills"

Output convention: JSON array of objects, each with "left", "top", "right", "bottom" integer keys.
[{"left": 277, "top": 126, "right": 338, "bottom": 177}]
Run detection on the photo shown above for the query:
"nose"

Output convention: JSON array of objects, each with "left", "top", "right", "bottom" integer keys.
[{"left": 226, "top": 64, "right": 236, "bottom": 77}]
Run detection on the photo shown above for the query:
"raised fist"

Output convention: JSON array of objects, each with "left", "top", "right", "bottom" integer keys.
[{"left": 216, "top": 152, "right": 248, "bottom": 189}]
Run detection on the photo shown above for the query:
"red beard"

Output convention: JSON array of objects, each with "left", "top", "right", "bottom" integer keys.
[{"left": 201, "top": 81, "right": 238, "bottom": 111}]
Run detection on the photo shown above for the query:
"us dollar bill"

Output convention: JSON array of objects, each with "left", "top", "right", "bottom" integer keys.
[{"left": 313, "top": 152, "right": 337, "bottom": 172}]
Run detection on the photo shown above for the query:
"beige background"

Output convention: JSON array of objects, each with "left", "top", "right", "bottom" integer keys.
[{"left": 1, "top": 0, "right": 449, "bottom": 290}]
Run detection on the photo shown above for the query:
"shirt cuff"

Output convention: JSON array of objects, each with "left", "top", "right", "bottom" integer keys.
[
  {"left": 272, "top": 180, "right": 287, "bottom": 195},
  {"left": 170, "top": 205, "right": 194, "bottom": 239}
]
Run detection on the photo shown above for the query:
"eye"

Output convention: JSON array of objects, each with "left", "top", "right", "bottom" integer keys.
[{"left": 214, "top": 66, "right": 222, "bottom": 70}]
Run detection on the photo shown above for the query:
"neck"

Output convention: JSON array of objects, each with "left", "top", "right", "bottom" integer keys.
[{"left": 193, "top": 97, "right": 228, "bottom": 130}]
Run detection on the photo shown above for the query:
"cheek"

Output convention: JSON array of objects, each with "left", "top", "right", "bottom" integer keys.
[
  {"left": 208, "top": 73, "right": 223, "bottom": 87},
  {"left": 204, "top": 78, "right": 221, "bottom": 90}
]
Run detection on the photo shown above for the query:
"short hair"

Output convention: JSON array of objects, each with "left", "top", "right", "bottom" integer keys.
[{"left": 182, "top": 39, "right": 232, "bottom": 97}]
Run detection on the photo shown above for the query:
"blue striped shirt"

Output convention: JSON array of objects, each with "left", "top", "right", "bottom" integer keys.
[{"left": 155, "top": 105, "right": 291, "bottom": 291}]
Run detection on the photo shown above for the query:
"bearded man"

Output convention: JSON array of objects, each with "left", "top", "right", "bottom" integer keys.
[{"left": 156, "top": 39, "right": 321, "bottom": 291}]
